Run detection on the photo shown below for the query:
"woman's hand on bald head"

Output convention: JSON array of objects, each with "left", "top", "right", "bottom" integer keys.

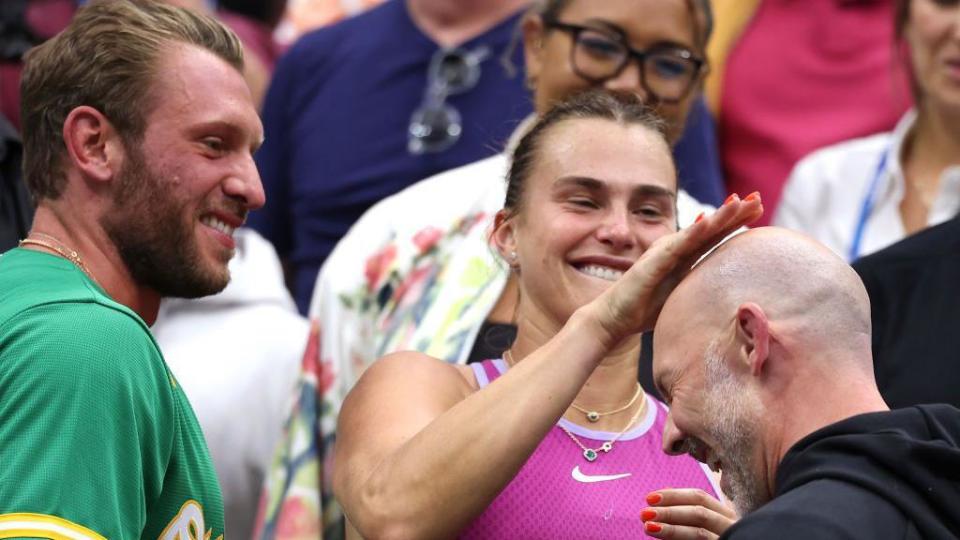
[{"left": 585, "top": 193, "right": 763, "bottom": 347}]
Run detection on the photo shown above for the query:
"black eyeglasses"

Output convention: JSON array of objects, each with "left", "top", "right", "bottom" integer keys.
[
  {"left": 408, "top": 45, "right": 490, "bottom": 155},
  {"left": 544, "top": 19, "right": 704, "bottom": 104}
]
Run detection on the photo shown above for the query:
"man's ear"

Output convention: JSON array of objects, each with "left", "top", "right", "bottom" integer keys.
[
  {"left": 491, "top": 209, "right": 519, "bottom": 267},
  {"left": 735, "top": 302, "right": 770, "bottom": 377},
  {"left": 62, "top": 105, "right": 124, "bottom": 184},
  {"left": 521, "top": 13, "right": 546, "bottom": 89}
]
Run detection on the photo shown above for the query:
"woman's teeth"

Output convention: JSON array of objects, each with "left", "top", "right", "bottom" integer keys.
[{"left": 578, "top": 265, "right": 624, "bottom": 281}]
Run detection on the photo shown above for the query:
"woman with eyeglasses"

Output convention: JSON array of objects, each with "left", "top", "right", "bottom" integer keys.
[
  {"left": 334, "top": 91, "right": 759, "bottom": 539},
  {"left": 257, "top": 0, "right": 731, "bottom": 537},
  {"left": 774, "top": 0, "right": 960, "bottom": 261}
]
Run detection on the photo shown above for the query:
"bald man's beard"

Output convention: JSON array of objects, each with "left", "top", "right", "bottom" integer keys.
[{"left": 703, "top": 341, "right": 770, "bottom": 516}]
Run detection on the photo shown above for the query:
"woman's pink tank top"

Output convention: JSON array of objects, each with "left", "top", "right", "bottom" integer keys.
[{"left": 459, "top": 359, "right": 720, "bottom": 539}]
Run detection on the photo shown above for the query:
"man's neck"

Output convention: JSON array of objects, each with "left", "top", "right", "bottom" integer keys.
[
  {"left": 764, "top": 370, "right": 889, "bottom": 494},
  {"left": 406, "top": 0, "right": 529, "bottom": 47},
  {"left": 27, "top": 204, "right": 162, "bottom": 325}
]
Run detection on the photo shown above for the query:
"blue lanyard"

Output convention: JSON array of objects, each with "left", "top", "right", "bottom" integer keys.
[{"left": 849, "top": 149, "right": 890, "bottom": 262}]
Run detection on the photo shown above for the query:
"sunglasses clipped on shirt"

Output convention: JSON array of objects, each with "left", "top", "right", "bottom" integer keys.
[{"left": 408, "top": 45, "right": 490, "bottom": 155}]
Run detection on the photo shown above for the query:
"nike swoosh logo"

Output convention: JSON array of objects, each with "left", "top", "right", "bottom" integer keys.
[{"left": 571, "top": 465, "right": 632, "bottom": 483}]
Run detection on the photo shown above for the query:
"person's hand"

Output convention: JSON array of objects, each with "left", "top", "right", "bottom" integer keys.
[
  {"left": 641, "top": 488, "right": 738, "bottom": 539},
  {"left": 586, "top": 192, "right": 763, "bottom": 346}
]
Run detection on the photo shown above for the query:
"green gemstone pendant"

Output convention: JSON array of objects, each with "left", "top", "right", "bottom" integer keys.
[{"left": 583, "top": 449, "right": 598, "bottom": 462}]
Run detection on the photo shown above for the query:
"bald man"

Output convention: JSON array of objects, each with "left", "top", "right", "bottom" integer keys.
[{"left": 650, "top": 228, "right": 960, "bottom": 539}]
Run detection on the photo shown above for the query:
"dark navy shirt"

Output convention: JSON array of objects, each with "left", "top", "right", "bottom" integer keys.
[{"left": 249, "top": 0, "right": 531, "bottom": 313}]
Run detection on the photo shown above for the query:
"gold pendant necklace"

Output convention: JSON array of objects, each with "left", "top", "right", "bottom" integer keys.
[
  {"left": 504, "top": 350, "right": 644, "bottom": 423},
  {"left": 571, "top": 383, "right": 643, "bottom": 423},
  {"left": 500, "top": 350, "right": 648, "bottom": 461},
  {"left": 19, "top": 232, "right": 96, "bottom": 282},
  {"left": 559, "top": 394, "right": 647, "bottom": 462}
]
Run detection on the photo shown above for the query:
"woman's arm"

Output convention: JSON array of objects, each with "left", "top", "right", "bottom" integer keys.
[{"left": 334, "top": 195, "right": 763, "bottom": 539}]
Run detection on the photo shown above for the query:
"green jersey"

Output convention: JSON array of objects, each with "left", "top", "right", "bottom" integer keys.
[{"left": 0, "top": 249, "right": 225, "bottom": 539}]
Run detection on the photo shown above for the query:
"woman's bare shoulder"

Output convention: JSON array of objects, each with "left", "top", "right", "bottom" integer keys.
[{"left": 346, "top": 351, "right": 478, "bottom": 412}]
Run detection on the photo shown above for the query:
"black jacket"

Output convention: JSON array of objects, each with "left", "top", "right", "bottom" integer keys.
[
  {"left": 854, "top": 216, "right": 960, "bottom": 409},
  {"left": 0, "top": 114, "right": 30, "bottom": 252},
  {"left": 722, "top": 405, "right": 960, "bottom": 539}
]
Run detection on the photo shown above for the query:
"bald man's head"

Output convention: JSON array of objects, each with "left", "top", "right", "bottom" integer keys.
[
  {"left": 659, "top": 227, "right": 872, "bottom": 362},
  {"left": 653, "top": 228, "right": 879, "bottom": 515}
]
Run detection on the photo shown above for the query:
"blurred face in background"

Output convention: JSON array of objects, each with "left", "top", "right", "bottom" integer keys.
[
  {"left": 522, "top": 0, "right": 706, "bottom": 144},
  {"left": 903, "top": 0, "right": 960, "bottom": 111}
]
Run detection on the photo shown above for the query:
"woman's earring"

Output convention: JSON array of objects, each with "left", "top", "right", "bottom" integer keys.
[{"left": 508, "top": 251, "right": 518, "bottom": 267}]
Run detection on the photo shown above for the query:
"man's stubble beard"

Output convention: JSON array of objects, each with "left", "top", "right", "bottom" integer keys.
[
  {"left": 703, "top": 340, "right": 772, "bottom": 517},
  {"left": 100, "top": 140, "right": 231, "bottom": 299}
]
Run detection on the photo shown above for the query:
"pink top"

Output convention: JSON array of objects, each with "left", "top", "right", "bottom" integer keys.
[
  {"left": 460, "top": 359, "right": 720, "bottom": 539},
  {"left": 720, "top": 0, "right": 910, "bottom": 225}
]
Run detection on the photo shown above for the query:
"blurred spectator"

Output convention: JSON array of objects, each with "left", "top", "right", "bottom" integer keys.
[
  {"left": 254, "top": 1, "right": 719, "bottom": 537},
  {"left": 1, "top": 0, "right": 281, "bottom": 120},
  {"left": 165, "top": 0, "right": 285, "bottom": 108},
  {"left": 0, "top": 0, "right": 74, "bottom": 129},
  {"left": 774, "top": 0, "right": 960, "bottom": 260},
  {"left": 220, "top": 0, "right": 287, "bottom": 28},
  {"left": 708, "top": 0, "right": 911, "bottom": 224},
  {"left": 248, "top": 0, "right": 534, "bottom": 314},
  {"left": 152, "top": 229, "right": 309, "bottom": 540},
  {"left": 854, "top": 214, "right": 960, "bottom": 410},
  {"left": 250, "top": 0, "right": 728, "bottom": 315},
  {"left": 0, "top": 113, "right": 31, "bottom": 251},
  {"left": 274, "top": 0, "right": 383, "bottom": 43}
]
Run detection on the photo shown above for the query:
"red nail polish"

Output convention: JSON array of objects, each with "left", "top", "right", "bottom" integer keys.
[
  {"left": 641, "top": 510, "right": 657, "bottom": 521},
  {"left": 745, "top": 191, "right": 761, "bottom": 202},
  {"left": 645, "top": 522, "right": 663, "bottom": 533},
  {"left": 646, "top": 493, "right": 662, "bottom": 505},
  {"left": 695, "top": 212, "right": 705, "bottom": 224},
  {"left": 723, "top": 193, "right": 739, "bottom": 205}
]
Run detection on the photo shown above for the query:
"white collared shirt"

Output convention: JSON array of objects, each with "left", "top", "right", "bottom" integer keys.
[{"left": 774, "top": 110, "right": 960, "bottom": 261}]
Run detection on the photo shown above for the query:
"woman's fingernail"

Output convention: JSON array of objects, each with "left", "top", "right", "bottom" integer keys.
[
  {"left": 641, "top": 509, "right": 657, "bottom": 521},
  {"left": 745, "top": 191, "right": 761, "bottom": 202},
  {"left": 723, "top": 193, "right": 740, "bottom": 205},
  {"left": 695, "top": 212, "right": 705, "bottom": 223},
  {"left": 646, "top": 493, "right": 662, "bottom": 505},
  {"left": 645, "top": 522, "right": 663, "bottom": 533}
]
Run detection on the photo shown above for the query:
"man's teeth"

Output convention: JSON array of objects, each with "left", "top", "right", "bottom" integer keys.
[
  {"left": 578, "top": 265, "right": 624, "bottom": 282},
  {"left": 202, "top": 216, "right": 235, "bottom": 236}
]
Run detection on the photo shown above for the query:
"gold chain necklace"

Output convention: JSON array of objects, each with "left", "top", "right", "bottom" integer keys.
[
  {"left": 19, "top": 232, "right": 95, "bottom": 282},
  {"left": 571, "top": 383, "right": 642, "bottom": 423},
  {"left": 503, "top": 350, "right": 644, "bottom": 422},
  {"left": 559, "top": 394, "right": 647, "bottom": 462},
  {"left": 501, "top": 349, "right": 648, "bottom": 460}
]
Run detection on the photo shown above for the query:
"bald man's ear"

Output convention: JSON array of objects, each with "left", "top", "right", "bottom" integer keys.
[
  {"left": 62, "top": 105, "right": 124, "bottom": 184},
  {"left": 735, "top": 303, "right": 770, "bottom": 377}
]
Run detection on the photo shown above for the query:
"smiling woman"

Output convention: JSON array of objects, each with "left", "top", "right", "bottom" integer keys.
[{"left": 332, "top": 91, "right": 763, "bottom": 540}]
